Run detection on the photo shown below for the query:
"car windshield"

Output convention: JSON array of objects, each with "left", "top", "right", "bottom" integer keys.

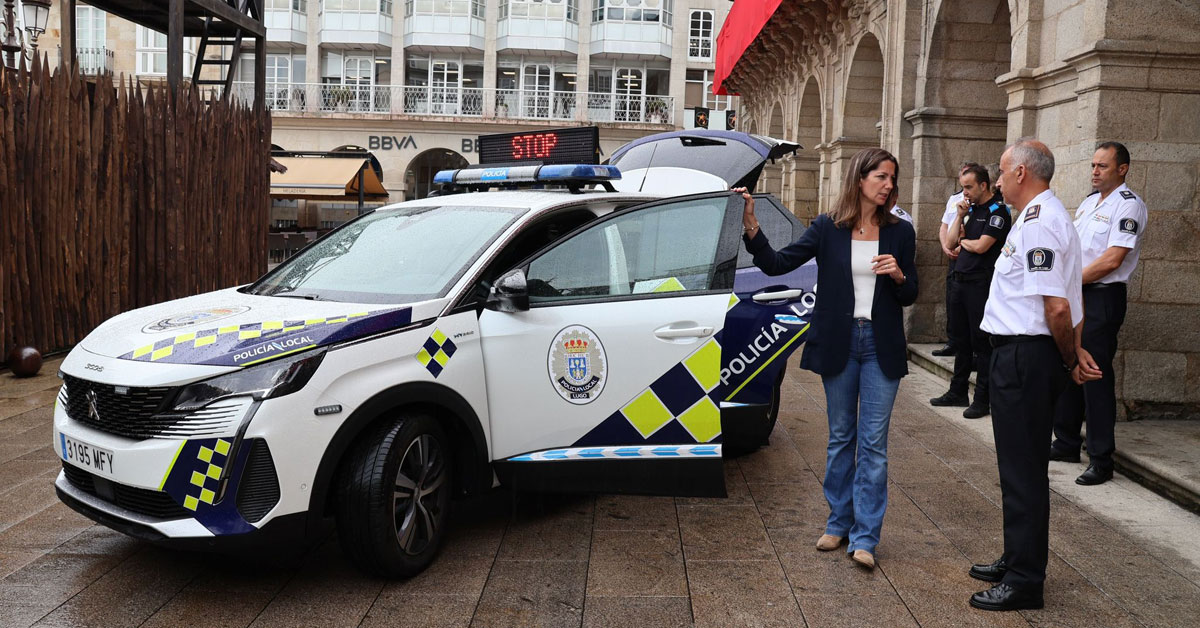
[{"left": 247, "top": 205, "right": 524, "bottom": 303}]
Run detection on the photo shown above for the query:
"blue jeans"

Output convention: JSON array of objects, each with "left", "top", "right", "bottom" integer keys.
[{"left": 820, "top": 320, "right": 901, "bottom": 554}]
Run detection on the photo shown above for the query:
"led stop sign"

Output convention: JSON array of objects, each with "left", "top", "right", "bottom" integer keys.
[{"left": 478, "top": 127, "right": 600, "bottom": 165}]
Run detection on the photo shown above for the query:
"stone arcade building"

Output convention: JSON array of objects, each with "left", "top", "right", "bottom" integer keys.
[{"left": 719, "top": 0, "right": 1200, "bottom": 418}]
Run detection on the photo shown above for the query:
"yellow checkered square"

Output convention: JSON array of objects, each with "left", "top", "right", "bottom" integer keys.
[
  {"left": 215, "top": 439, "right": 231, "bottom": 456},
  {"left": 194, "top": 335, "right": 217, "bottom": 348},
  {"left": 433, "top": 349, "right": 450, "bottom": 367},
  {"left": 622, "top": 390, "right": 674, "bottom": 437},
  {"left": 432, "top": 329, "right": 448, "bottom": 344},
  {"left": 218, "top": 325, "right": 239, "bottom": 335},
  {"left": 150, "top": 346, "right": 174, "bottom": 361},
  {"left": 132, "top": 345, "right": 153, "bottom": 359},
  {"left": 198, "top": 447, "right": 213, "bottom": 463},
  {"left": 677, "top": 397, "right": 721, "bottom": 443},
  {"left": 684, "top": 339, "right": 722, "bottom": 393},
  {"left": 190, "top": 471, "right": 206, "bottom": 487},
  {"left": 416, "top": 348, "right": 432, "bottom": 366},
  {"left": 174, "top": 332, "right": 197, "bottom": 344},
  {"left": 239, "top": 330, "right": 261, "bottom": 340},
  {"left": 206, "top": 463, "right": 222, "bottom": 479},
  {"left": 200, "top": 488, "right": 216, "bottom": 505},
  {"left": 184, "top": 495, "right": 199, "bottom": 511}
]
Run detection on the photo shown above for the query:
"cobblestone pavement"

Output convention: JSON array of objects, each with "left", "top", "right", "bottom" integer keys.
[{"left": 2, "top": 357, "right": 1199, "bottom": 628}]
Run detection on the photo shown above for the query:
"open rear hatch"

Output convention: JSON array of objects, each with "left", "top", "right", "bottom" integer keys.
[{"left": 608, "top": 130, "right": 800, "bottom": 194}]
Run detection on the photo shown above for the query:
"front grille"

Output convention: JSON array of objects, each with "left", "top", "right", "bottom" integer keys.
[
  {"left": 236, "top": 439, "right": 280, "bottom": 523},
  {"left": 62, "top": 374, "right": 176, "bottom": 439},
  {"left": 61, "top": 462, "right": 190, "bottom": 520},
  {"left": 61, "top": 375, "right": 251, "bottom": 440}
]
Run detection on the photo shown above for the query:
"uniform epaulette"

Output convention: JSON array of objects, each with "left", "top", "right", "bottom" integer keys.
[
  {"left": 989, "top": 203, "right": 1001, "bottom": 212},
  {"left": 1086, "top": 189, "right": 1100, "bottom": 197},
  {"left": 1023, "top": 205, "right": 1040, "bottom": 222},
  {"left": 1120, "top": 190, "right": 1136, "bottom": 200}
]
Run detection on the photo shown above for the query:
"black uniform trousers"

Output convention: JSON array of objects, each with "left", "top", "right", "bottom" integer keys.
[
  {"left": 1051, "top": 283, "right": 1127, "bottom": 470},
  {"left": 990, "top": 335, "right": 1069, "bottom": 592},
  {"left": 948, "top": 272, "right": 992, "bottom": 402},
  {"left": 945, "top": 260, "right": 959, "bottom": 347}
]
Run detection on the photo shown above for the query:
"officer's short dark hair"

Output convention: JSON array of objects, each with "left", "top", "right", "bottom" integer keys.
[
  {"left": 961, "top": 163, "right": 991, "bottom": 187},
  {"left": 1097, "top": 141, "right": 1131, "bottom": 167}
]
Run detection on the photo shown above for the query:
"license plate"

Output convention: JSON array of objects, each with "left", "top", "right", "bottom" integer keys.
[{"left": 60, "top": 433, "right": 116, "bottom": 476}]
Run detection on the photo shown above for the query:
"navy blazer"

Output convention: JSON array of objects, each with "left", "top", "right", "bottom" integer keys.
[{"left": 745, "top": 213, "right": 919, "bottom": 380}]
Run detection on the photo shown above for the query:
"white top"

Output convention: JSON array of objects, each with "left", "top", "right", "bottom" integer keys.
[
  {"left": 891, "top": 206, "right": 913, "bottom": 224},
  {"left": 981, "top": 189, "right": 1084, "bottom": 336},
  {"left": 851, "top": 240, "right": 879, "bottom": 320},
  {"left": 942, "top": 191, "right": 965, "bottom": 227},
  {"left": 1073, "top": 183, "right": 1147, "bottom": 284}
]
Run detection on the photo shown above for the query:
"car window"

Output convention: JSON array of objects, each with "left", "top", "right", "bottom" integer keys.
[
  {"left": 737, "top": 197, "right": 795, "bottom": 269},
  {"left": 247, "top": 205, "right": 523, "bottom": 303},
  {"left": 527, "top": 197, "right": 727, "bottom": 304}
]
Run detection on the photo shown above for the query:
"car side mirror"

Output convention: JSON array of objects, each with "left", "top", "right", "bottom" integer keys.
[{"left": 486, "top": 268, "right": 529, "bottom": 312}]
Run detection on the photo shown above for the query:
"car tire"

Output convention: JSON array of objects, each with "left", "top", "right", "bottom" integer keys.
[
  {"left": 336, "top": 412, "right": 452, "bottom": 578},
  {"left": 722, "top": 367, "right": 786, "bottom": 458},
  {"left": 764, "top": 367, "right": 784, "bottom": 444}
]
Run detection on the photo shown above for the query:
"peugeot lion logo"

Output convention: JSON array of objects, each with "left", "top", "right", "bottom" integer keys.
[{"left": 85, "top": 389, "right": 101, "bottom": 423}]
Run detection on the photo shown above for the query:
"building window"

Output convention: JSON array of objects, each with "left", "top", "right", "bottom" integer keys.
[
  {"left": 406, "top": 0, "right": 482, "bottom": 18},
  {"left": 593, "top": 0, "right": 672, "bottom": 26},
  {"left": 265, "top": 0, "right": 306, "bottom": 9},
  {"left": 685, "top": 69, "right": 734, "bottom": 111},
  {"left": 76, "top": 5, "right": 105, "bottom": 50},
  {"left": 135, "top": 27, "right": 195, "bottom": 76},
  {"left": 325, "top": 0, "right": 385, "bottom": 14},
  {"left": 501, "top": 0, "right": 578, "bottom": 21},
  {"left": 688, "top": 10, "right": 712, "bottom": 60}
]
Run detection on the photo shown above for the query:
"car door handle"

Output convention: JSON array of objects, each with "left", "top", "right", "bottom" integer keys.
[
  {"left": 753, "top": 289, "right": 804, "bottom": 302},
  {"left": 654, "top": 325, "right": 714, "bottom": 339}
]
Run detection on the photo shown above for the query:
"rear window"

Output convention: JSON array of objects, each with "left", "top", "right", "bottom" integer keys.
[{"left": 610, "top": 137, "right": 766, "bottom": 187}]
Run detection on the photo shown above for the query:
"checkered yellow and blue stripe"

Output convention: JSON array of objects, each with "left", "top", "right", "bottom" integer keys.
[
  {"left": 416, "top": 328, "right": 457, "bottom": 378},
  {"left": 180, "top": 438, "right": 232, "bottom": 511},
  {"left": 118, "top": 307, "right": 413, "bottom": 366},
  {"left": 509, "top": 444, "right": 720, "bottom": 462}
]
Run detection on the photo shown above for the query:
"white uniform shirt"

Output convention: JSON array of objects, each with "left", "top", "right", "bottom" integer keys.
[
  {"left": 890, "top": 206, "right": 913, "bottom": 224},
  {"left": 942, "top": 192, "right": 965, "bottom": 228},
  {"left": 981, "top": 189, "right": 1083, "bottom": 336},
  {"left": 1072, "top": 183, "right": 1147, "bottom": 284}
]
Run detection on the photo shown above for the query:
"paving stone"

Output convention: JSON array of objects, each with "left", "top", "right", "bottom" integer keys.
[
  {"left": 1065, "top": 554, "right": 1200, "bottom": 628},
  {"left": 470, "top": 560, "right": 587, "bottom": 628},
  {"left": 677, "top": 505, "right": 775, "bottom": 561},
  {"left": 1018, "top": 555, "right": 1143, "bottom": 628},
  {"left": 495, "top": 514, "right": 592, "bottom": 562},
  {"left": 747, "top": 479, "right": 828, "bottom": 530},
  {"left": 361, "top": 593, "right": 478, "bottom": 628},
  {"left": 676, "top": 460, "right": 754, "bottom": 506},
  {"left": 0, "top": 459, "right": 62, "bottom": 499},
  {"left": 593, "top": 495, "right": 678, "bottom": 532},
  {"left": 248, "top": 542, "right": 385, "bottom": 628},
  {"left": 0, "top": 502, "right": 95, "bottom": 552},
  {"left": 795, "top": 592, "right": 919, "bottom": 628},
  {"left": 902, "top": 479, "right": 1000, "bottom": 529},
  {"left": 737, "top": 434, "right": 812, "bottom": 484},
  {"left": 0, "top": 603, "right": 48, "bottom": 628},
  {"left": 686, "top": 559, "right": 805, "bottom": 628},
  {"left": 771, "top": 527, "right": 897, "bottom": 596},
  {"left": 0, "top": 389, "right": 59, "bottom": 423},
  {"left": 581, "top": 595, "right": 691, "bottom": 628},
  {"left": 140, "top": 590, "right": 279, "bottom": 628},
  {"left": 383, "top": 553, "right": 494, "bottom": 596},
  {"left": 882, "top": 558, "right": 1032, "bottom": 628}
]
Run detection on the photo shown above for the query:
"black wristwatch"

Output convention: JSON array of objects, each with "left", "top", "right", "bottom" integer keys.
[{"left": 1061, "top": 359, "right": 1077, "bottom": 373}]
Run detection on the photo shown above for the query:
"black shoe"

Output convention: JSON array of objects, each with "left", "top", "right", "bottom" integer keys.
[
  {"left": 930, "top": 391, "right": 970, "bottom": 407},
  {"left": 1076, "top": 465, "right": 1113, "bottom": 486},
  {"left": 932, "top": 344, "right": 957, "bottom": 357},
  {"left": 969, "top": 583, "right": 1044, "bottom": 611},
  {"left": 963, "top": 402, "right": 990, "bottom": 419},
  {"left": 1049, "top": 448, "right": 1081, "bottom": 463},
  {"left": 968, "top": 558, "right": 1007, "bottom": 582}
]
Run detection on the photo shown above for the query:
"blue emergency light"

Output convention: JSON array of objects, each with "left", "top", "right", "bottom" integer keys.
[{"left": 433, "top": 164, "right": 621, "bottom": 189}]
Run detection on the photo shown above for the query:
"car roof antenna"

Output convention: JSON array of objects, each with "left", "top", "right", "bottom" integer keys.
[{"left": 638, "top": 143, "right": 659, "bottom": 193}]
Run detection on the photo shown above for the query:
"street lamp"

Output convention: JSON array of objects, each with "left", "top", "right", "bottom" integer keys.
[
  {"left": 2, "top": 0, "right": 51, "bottom": 68},
  {"left": 21, "top": 0, "right": 50, "bottom": 57}
]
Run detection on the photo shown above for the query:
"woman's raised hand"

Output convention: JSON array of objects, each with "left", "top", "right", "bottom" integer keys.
[{"left": 734, "top": 187, "right": 758, "bottom": 236}]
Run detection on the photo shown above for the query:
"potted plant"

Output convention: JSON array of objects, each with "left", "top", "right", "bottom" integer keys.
[{"left": 330, "top": 86, "right": 352, "bottom": 112}]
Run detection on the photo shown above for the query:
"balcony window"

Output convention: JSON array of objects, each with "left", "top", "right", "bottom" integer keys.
[
  {"left": 135, "top": 26, "right": 196, "bottom": 76},
  {"left": 405, "top": 0, "right": 483, "bottom": 18},
  {"left": 500, "top": 0, "right": 577, "bottom": 21},
  {"left": 266, "top": 0, "right": 307, "bottom": 10},
  {"left": 592, "top": 0, "right": 673, "bottom": 26},
  {"left": 685, "top": 68, "right": 734, "bottom": 110},
  {"left": 688, "top": 9, "right": 712, "bottom": 60},
  {"left": 405, "top": 55, "right": 485, "bottom": 115}
]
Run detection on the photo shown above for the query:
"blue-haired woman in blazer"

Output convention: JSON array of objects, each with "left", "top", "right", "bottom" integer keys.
[{"left": 738, "top": 147, "right": 918, "bottom": 569}]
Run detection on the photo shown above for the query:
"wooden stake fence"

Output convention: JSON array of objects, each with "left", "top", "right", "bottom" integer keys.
[{"left": 0, "top": 58, "right": 271, "bottom": 358}]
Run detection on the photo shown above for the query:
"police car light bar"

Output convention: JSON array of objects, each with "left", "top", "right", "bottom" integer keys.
[{"left": 433, "top": 164, "right": 622, "bottom": 188}]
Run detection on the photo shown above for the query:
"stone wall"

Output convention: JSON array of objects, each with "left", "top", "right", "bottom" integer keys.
[{"left": 724, "top": 0, "right": 1200, "bottom": 419}]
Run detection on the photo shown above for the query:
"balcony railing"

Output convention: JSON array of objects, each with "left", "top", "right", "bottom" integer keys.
[
  {"left": 57, "top": 46, "right": 115, "bottom": 75},
  {"left": 230, "top": 82, "right": 675, "bottom": 124}
]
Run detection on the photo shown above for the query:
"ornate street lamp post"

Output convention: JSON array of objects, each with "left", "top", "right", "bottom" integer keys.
[{"left": 1, "top": 0, "right": 51, "bottom": 68}]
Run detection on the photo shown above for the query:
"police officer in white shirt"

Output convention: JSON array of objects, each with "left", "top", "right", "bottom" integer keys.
[
  {"left": 967, "top": 139, "right": 1101, "bottom": 612},
  {"left": 935, "top": 164, "right": 972, "bottom": 357},
  {"left": 1050, "top": 142, "right": 1147, "bottom": 486},
  {"left": 891, "top": 205, "right": 913, "bottom": 224}
]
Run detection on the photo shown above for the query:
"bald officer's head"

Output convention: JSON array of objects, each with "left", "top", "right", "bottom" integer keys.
[{"left": 998, "top": 138, "right": 1054, "bottom": 212}]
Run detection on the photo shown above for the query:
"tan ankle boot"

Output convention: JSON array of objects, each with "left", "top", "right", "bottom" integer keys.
[
  {"left": 816, "top": 534, "right": 844, "bottom": 551},
  {"left": 852, "top": 549, "right": 876, "bottom": 569}
]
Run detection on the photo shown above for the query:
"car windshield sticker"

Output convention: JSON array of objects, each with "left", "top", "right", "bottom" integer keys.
[
  {"left": 143, "top": 306, "right": 251, "bottom": 333},
  {"left": 417, "top": 328, "right": 457, "bottom": 378},
  {"left": 548, "top": 325, "right": 608, "bottom": 404},
  {"left": 1027, "top": 247, "right": 1054, "bottom": 271}
]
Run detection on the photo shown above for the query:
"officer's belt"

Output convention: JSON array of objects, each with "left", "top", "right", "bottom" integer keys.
[
  {"left": 1083, "top": 282, "right": 1126, "bottom": 292},
  {"left": 990, "top": 334, "right": 1050, "bottom": 348}
]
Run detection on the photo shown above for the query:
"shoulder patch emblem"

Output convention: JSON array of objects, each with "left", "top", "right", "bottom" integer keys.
[
  {"left": 989, "top": 215, "right": 1005, "bottom": 229},
  {"left": 1023, "top": 205, "right": 1041, "bottom": 222},
  {"left": 1027, "top": 247, "right": 1054, "bottom": 272},
  {"left": 1120, "top": 218, "right": 1139, "bottom": 235},
  {"left": 1120, "top": 190, "right": 1136, "bottom": 200}
]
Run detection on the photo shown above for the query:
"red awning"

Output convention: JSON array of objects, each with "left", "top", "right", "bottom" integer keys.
[{"left": 713, "top": 0, "right": 783, "bottom": 96}]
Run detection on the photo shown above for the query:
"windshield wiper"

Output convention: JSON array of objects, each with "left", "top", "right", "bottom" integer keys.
[{"left": 270, "top": 290, "right": 323, "bottom": 300}]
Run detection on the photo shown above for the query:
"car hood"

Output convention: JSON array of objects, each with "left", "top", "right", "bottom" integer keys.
[
  {"left": 80, "top": 287, "right": 440, "bottom": 367},
  {"left": 609, "top": 130, "right": 800, "bottom": 193}
]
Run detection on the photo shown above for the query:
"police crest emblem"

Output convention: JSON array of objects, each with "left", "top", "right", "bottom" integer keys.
[{"left": 548, "top": 325, "right": 607, "bottom": 404}]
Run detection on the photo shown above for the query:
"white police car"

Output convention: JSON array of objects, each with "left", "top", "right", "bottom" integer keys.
[{"left": 53, "top": 128, "right": 815, "bottom": 577}]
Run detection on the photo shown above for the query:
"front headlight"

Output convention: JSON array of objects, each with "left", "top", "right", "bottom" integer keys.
[{"left": 172, "top": 349, "right": 326, "bottom": 412}]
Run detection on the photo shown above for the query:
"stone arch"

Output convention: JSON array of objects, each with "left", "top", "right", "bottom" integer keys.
[
  {"left": 762, "top": 101, "right": 785, "bottom": 197},
  {"left": 404, "top": 148, "right": 468, "bottom": 200},
  {"left": 842, "top": 32, "right": 885, "bottom": 143},
  {"left": 791, "top": 77, "right": 823, "bottom": 221}
]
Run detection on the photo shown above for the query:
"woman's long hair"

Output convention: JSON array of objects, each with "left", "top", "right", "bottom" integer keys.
[{"left": 828, "top": 148, "right": 900, "bottom": 230}]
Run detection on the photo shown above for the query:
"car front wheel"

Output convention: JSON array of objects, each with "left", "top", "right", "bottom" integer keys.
[{"left": 336, "top": 412, "right": 452, "bottom": 578}]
